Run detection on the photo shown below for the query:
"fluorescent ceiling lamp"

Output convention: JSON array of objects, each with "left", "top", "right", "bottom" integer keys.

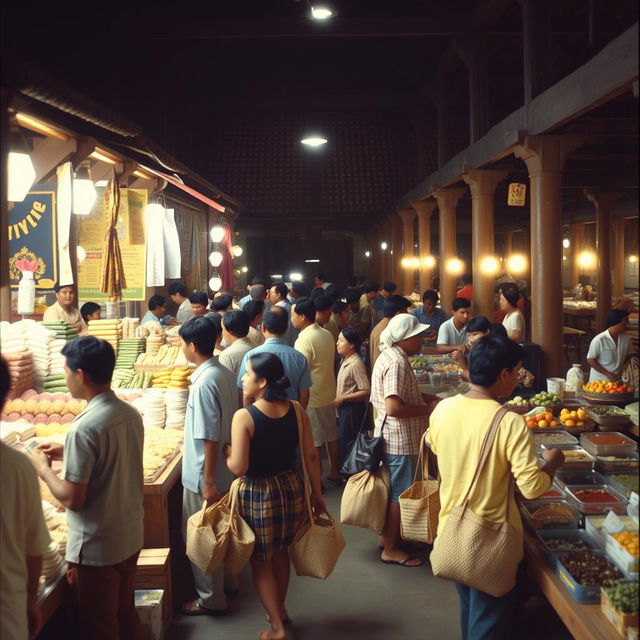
[
  {"left": 289, "top": 272, "right": 303, "bottom": 282},
  {"left": 311, "top": 6, "right": 333, "bottom": 19},
  {"left": 89, "top": 149, "right": 118, "bottom": 165},
  {"left": 8, "top": 127, "right": 36, "bottom": 202},
  {"left": 301, "top": 137, "right": 327, "bottom": 147},
  {"left": 270, "top": 274, "right": 283, "bottom": 279},
  {"left": 304, "top": 259, "right": 320, "bottom": 263},
  {"left": 72, "top": 162, "right": 97, "bottom": 215},
  {"left": 15, "top": 112, "right": 68, "bottom": 141}
]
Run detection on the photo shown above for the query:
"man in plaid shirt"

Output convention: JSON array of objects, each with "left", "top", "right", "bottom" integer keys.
[{"left": 371, "top": 314, "right": 440, "bottom": 567}]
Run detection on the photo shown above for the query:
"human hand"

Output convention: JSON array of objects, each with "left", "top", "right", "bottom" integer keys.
[
  {"left": 27, "top": 597, "right": 41, "bottom": 639},
  {"left": 606, "top": 371, "right": 618, "bottom": 383},
  {"left": 26, "top": 447, "right": 52, "bottom": 477},
  {"left": 36, "top": 442, "right": 64, "bottom": 461},
  {"left": 542, "top": 447, "right": 565, "bottom": 470},
  {"left": 333, "top": 396, "right": 344, "bottom": 408},
  {"left": 310, "top": 492, "right": 330, "bottom": 517},
  {"left": 202, "top": 482, "right": 223, "bottom": 505}
]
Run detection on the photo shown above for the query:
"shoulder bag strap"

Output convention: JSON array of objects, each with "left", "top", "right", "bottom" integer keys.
[{"left": 292, "top": 401, "right": 314, "bottom": 521}]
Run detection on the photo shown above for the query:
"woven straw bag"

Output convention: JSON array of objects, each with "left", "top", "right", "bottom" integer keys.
[
  {"left": 289, "top": 402, "right": 346, "bottom": 579},
  {"left": 399, "top": 434, "right": 440, "bottom": 543},
  {"left": 186, "top": 495, "right": 231, "bottom": 575},
  {"left": 340, "top": 466, "right": 390, "bottom": 534},
  {"left": 429, "top": 407, "right": 522, "bottom": 597},
  {"left": 225, "top": 480, "right": 256, "bottom": 575}
]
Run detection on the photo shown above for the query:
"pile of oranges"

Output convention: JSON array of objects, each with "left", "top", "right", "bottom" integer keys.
[
  {"left": 583, "top": 381, "right": 634, "bottom": 395},
  {"left": 611, "top": 531, "right": 639, "bottom": 558},
  {"left": 526, "top": 411, "right": 560, "bottom": 429},
  {"left": 559, "top": 407, "right": 590, "bottom": 427}
]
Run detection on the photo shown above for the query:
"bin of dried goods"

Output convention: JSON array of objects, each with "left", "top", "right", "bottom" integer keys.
[
  {"left": 607, "top": 473, "right": 640, "bottom": 498},
  {"left": 585, "top": 405, "right": 631, "bottom": 428},
  {"left": 535, "top": 529, "right": 599, "bottom": 568},
  {"left": 556, "top": 551, "right": 623, "bottom": 603},
  {"left": 541, "top": 446, "right": 595, "bottom": 471},
  {"left": 595, "top": 452, "right": 639, "bottom": 474},
  {"left": 566, "top": 485, "right": 628, "bottom": 515},
  {"left": 520, "top": 500, "right": 580, "bottom": 529},
  {"left": 532, "top": 431, "right": 578, "bottom": 450},
  {"left": 601, "top": 581, "right": 639, "bottom": 636},
  {"left": 580, "top": 432, "right": 637, "bottom": 458}
]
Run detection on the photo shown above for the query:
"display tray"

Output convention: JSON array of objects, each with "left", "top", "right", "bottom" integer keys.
[
  {"left": 536, "top": 529, "right": 600, "bottom": 568},
  {"left": 543, "top": 445, "right": 595, "bottom": 471},
  {"left": 143, "top": 446, "right": 181, "bottom": 484},
  {"left": 555, "top": 470, "right": 609, "bottom": 488},
  {"left": 565, "top": 484, "right": 628, "bottom": 515},
  {"left": 580, "top": 392, "right": 636, "bottom": 405},
  {"left": 585, "top": 406, "right": 631, "bottom": 427},
  {"left": 595, "top": 452, "right": 639, "bottom": 473},
  {"left": 556, "top": 552, "right": 621, "bottom": 604},
  {"left": 520, "top": 499, "right": 581, "bottom": 530},
  {"left": 559, "top": 420, "right": 596, "bottom": 435},
  {"left": 580, "top": 432, "right": 637, "bottom": 458}
]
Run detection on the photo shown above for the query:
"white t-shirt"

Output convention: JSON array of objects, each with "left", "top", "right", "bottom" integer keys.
[
  {"left": 437, "top": 317, "right": 468, "bottom": 346},
  {"left": 1, "top": 444, "right": 51, "bottom": 640},
  {"left": 587, "top": 329, "right": 631, "bottom": 381},
  {"left": 502, "top": 311, "right": 525, "bottom": 339}
]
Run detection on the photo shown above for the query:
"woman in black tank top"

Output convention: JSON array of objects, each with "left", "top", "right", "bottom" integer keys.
[{"left": 226, "top": 353, "right": 327, "bottom": 640}]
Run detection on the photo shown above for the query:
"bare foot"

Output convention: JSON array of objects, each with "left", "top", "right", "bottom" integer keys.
[{"left": 259, "top": 628, "right": 286, "bottom": 640}]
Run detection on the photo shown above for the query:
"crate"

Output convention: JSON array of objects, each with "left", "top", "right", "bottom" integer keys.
[
  {"left": 136, "top": 549, "right": 171, "bottom": 634},
  {"left": 606, "top": 533, "right": 640, "bottom": 578},
  {"left": 601, "top": 587, "right": 639, "bottom": 637}
]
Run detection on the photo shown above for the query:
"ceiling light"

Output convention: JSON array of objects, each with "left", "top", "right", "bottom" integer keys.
[
  {"left": 628, "top": 255, "right": 638, "bottom": 263},
  {"left": 422, "top": 255, "right": 436, "bottom": 268},
  {"left": 89, "top": 149, "right": 118, "bottom": 165},
  {"left": 232, "top": 245, "right": 243, "bottom": 257},
  {"left": 562, "top": 238, "right": 570, "bottom": 249},
  {"left": 480, "top": 256, "right": 500, "bottom": 275},
  {"left": 8, "top": 126, "right": 36, "bottom": 202},
  {"left": 301, "top": 137, "right": 327, "bottom": 147},
  {"left": 310, "top": 6, "right": 333, "bottom": 20},
  {"left": 72, "top": 162, "right": 97, "bottom": 215},
  {"left": 209, "top": 275, "right": 222, "bottom": 292},
  {"left": 289, "top": 272, "right": 303, "bottom": 282},
  {"left": 241, "top": 266, "right": 248, "bottom": 273},
  {"left": 305, "top": 258, "right": 320, "bottom": 263},
  {"left": 209, "top": 251, "right": 223, "bottom": 268},
  {"left": 380, "top": 242, "right": 388, "bottom": 251},
  {"left": 210, "top": 225, "right": 225, "bottom": 243},
  {"left": 365, "top": 251, "right": 370, "bottom": 258},
  {"left": 445, "top": 258, "right": 464, "bottom": 275},
  {"left": 506, "top": 254, "right": 527, "bottom": 274},
  {"left": 577, "top": 251, "right": 596, "bottom": 268},
  {"left": 270, "top": 274, "right": 283, "bottom": 279},
  {"left": 95, "top": 180, "right": 108, "bottom": 187}
]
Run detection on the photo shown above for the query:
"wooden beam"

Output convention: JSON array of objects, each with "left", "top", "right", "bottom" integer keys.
[{"left": 31, "top": 136, "right": 77, "bottom": 184}]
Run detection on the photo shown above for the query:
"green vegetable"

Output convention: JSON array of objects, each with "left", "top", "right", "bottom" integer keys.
[{"left": 603, "top": 581, "right": 639, "bottom": 614}]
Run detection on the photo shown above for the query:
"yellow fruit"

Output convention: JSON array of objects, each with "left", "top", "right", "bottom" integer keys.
[
  {"left": 570, "top": 411, "right": 577, "bottom": 418},
  {"left": 576, "top": 421, "right": 585, "bottom": 426},
  {"left": 538, "top": 420, "right": 548, "bottom": 428},
  {"left": 564, "top": 420, "right": 576, "bottom": 426}
]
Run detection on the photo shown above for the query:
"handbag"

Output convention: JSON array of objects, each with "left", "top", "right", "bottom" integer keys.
[
  {"left": 398, "top": 433, "right": 440, "bottom": 543},
  {"left": 289, "top": 401, "right": 346, "bottom": 579},
  {"left": 429, "top": 407, "right": 522, "bottom": 597},
  {"left": 224, "top": 480, "right": 256, "bottom": 575},
  {"left": 186, "top": 495, "right": 231, "bottom": 575},
  {"left": 340, "top": 466, "right": 390, "bottom": 534},
  {"left": 340, "top": 411, "right": 387, "bottom": 478}
]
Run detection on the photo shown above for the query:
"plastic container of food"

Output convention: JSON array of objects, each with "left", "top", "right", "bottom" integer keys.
[
  {"left": 556, "top": 551, "right": 623, "bottom": 603},
  {"left": 585, "top": 514, "right": 639, "bottom": 550},
  {"left": 556, "top": 469, "right": 609, "bottom": 488},
  {"left": 606, "top": 532, "right": 639, "bottom": 577},
  {"left": 565, "top": 484, "right": 628, "bottom": 515},
  {"left": 517, "top": 483, "right": 567, "bottom": 501},
  {"left": 532, "top": 431, "right": 578, "bottom": 450},
  {"left": 595, "top": 452, "right": 639, "bottom": 474},
  {"left": 541, "top": 445, "right": 595, "bottom": 471},
  {"left": 536, "top": 529, "right": 599, "bottom": 568},
  {"left": 580, "top": 432, "right": 637, "bottom": 457},
  {"left": 520, "top": 499, "right": 581, "bottom": 530},
  {"left": 606, "top": 473, "right": 640, "bottom": 498},
  {"left": 585, "top": 405, "right": 631, "bottom": 428}
]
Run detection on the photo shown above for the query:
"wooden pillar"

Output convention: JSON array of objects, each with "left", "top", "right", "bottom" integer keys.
[
  {"left": 586, "top": 191, "right": 621, "bottom": 332},
  {"left": 398, "top": 208, "right": 417, "bottom": 295},
  {"left": 389, "top": 213, "right": 403, "bottom": 288},
  {"left": 515, "top": 135, "right": 580, "bottom": 377},
  {"left": 413, "top": 200, "right": 437, "bottom": 295},
  {"left": 613, "top": 219, "right": 626, "bottom": 299},
  {"left": 434, "top": 187, "right": 466, "bottom": 313},
  {"left": 504, "top": 231, "right": 514, "bottom": 259},
  {"left": 464, "top": 170, "right": 507, "bottom": 319}
]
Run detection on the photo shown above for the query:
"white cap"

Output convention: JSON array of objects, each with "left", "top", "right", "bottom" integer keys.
[{"left": 379, "top": 314, "right": 430, "bottom": 350}]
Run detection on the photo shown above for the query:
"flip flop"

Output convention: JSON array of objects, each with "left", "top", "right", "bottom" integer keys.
[
  {"left": 266, "top": 614, "right": 292, "bottom": 626},
  {"left": 380, "top": 556, "right": 424, "bottom": 567},
  {"left": 180, "top": 600, "right": 228, "bottom": 617}
]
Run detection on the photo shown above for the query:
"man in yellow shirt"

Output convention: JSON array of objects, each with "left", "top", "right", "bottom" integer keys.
[
  {"left": 293, "top": 298, "right": 340, "bottom": 485},
  {"left": 426, "top": 334, "right": 564, "bottom": 640},
  {"left": 43, "top": 283, "right": 87, "bottom": 332}
]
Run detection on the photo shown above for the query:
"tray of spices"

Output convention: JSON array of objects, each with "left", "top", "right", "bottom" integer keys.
[
  {"left": 595, "top": 452, "right": 639, "bottom": 473},
  {"left": 556, "top": 551, "right": 623, "bottom": 603},
  {"left": 532, "top": 431, "right": 578, "bottom": 450},
  {"left": 606, "top": 473, "right": 640, "bottom": 498},
  {"left": 536, "top": 529, "right": 599, "bottom": 568},
  {"left": 565, "top": 484, "right": 628, "bottom": 515},
  {"left": 540, "top": 445, "right": 595, "bottom": 471},
  {"left": 580, "top": 432, "right": 637, "bottom": 457},
  {"left": 520, "top": 499, "right": 580, "bottom": 529}
]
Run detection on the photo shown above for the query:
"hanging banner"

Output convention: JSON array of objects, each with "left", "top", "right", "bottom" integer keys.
[
  {"left": 8, "top": 184, "right": 58, "bottom": 289},
  {"left": 77, "top": 188, "right": 147, "bottom": 300}
]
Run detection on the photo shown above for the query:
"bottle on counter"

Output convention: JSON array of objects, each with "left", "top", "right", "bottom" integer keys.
[
  {"left": 565, "top": 364, "right": 585, "bottom": 396},
  {"left": 17, "top": 270, "right": 35, "bottom": 315}
]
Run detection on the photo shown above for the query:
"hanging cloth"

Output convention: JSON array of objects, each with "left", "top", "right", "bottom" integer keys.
[
  {"left": 56, "top": 163, "right": 73, "bottom": 285},
  {"left": 220, "top": 223, "right": 235, "bottom": 291},
  {"left": 163, "top": 208, "right": 182, "bottom": 279},
  {"left": 100, "top": 171, "right": 127, "bottom": 298}
]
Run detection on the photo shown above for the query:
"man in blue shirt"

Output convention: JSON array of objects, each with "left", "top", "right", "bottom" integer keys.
[
  {"left": 179, "top": 316, "right": 237, "bottom": 616},
  {"left": 236, "top": 307, "right": 311, "bottom": 408},
  {"left": 411, "top": 289, "right": 449, "bottom": 344},
  {"left": 141, "top": 295, "right": 174, "bottom": 327},
  {"left": 372, "top": 281, "right": 397, "bottom": 326}
]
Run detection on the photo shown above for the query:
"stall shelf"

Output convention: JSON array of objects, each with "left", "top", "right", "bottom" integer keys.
[{"left": 143, "top": 452, "right": 182, "bottom": 548}]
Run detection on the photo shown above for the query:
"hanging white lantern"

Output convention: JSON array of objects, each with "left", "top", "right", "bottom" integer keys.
[
  {"left": 232, "top": 245, "right": 243, "bottom": 257},
  {"left": 76, "top": 246, "right": 87, "bottom": 263},
  {"left": 209, "top": 275, "right": 222, "bottom": 291},
  {"left": 209, "top": 251, "right": 223, "bottom": 267},
  {"left": 72, "top": 162, "right": 97, "bottom": 215},
  {"left": 146, "top": 202, "right": 165, "bottom": 218},
  {"left": 8, "top": 127, "right": 36, "bottom": 202},
  {"left": 210, "top": 225, "right": 225, "bottom": 243}
]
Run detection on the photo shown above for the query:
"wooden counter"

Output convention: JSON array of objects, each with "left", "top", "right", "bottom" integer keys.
[
  {"left": 524, "top": 532, "right": 618, "bottom": 640},
  {"left": 37, "top": 570, "right": 67, "bottom": 635},
  {"left": 563, "top": 307, "right": 596, "bottom": 333},
  {"left": 143, "top": 452, "right": 182, "bottom": 548}
]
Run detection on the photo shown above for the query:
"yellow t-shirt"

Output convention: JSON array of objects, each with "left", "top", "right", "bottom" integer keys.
[
  {"left": 294, "top": 323, "right": 336, "bottom": 407},
  {"left": 426, "top": 395, "right": 551, "bottom": 540}
]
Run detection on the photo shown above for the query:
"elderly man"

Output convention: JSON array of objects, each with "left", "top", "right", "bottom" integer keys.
[
  {"left": 43, "top": 283, "right": 86, "bottom": 332},
  {"left": 371, "top": 314, "right": 440, "bottom": 567}
]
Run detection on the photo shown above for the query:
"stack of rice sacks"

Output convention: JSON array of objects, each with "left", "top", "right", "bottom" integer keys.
[
  {"left": 87, "top": 318, "right": 122, "bottom": 354},
  {"left": 142, "top": 389, "right": 166, "bottom": 429},
  {"left": 0, "top": 320, "right": 35, "bottom": 397}
]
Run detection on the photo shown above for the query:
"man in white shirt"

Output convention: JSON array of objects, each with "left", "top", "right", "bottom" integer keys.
[
  {"left": 587, "top": 309, "right": 632, "bottom": 382},
  {"left": 435, "top": 297, "right": 471, "bottom": 353},
  {"left": 168, "top": 282, "right": 194, "bottom": 324}
]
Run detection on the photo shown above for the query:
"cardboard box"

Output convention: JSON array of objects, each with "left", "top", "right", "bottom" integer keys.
[
  {"left": 136, "top": 549, "right": 171, "bottom": 634},
  {"left": 135, "top": 589, "right": 164, "bottom": 640}
]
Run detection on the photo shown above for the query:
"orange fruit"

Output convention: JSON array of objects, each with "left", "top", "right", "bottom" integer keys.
[
  {"left": 544, "top": 412, "right": 553, "bottom": 422},
  {"left": 538, "top": 420, "right": 548, "bottom": 428},
  {"left": 550, "top": 420, "right": 559, "bottom": 427}
]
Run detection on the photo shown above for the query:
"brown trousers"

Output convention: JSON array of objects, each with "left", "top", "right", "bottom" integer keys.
[{"left": 67, "top": 551, "right": 141, "bottom": 640}]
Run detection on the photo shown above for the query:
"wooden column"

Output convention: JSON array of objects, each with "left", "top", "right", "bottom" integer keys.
[
  {"left": 398, "top": 208, "right": 417, "bottom": 295},
  {"left": 586, "top": 191, "right": 621, "bottom": 332},
  {"left": 515, "top": 135, "right": 580, "bottom": 378},
  {"left": 569, "top": 223, "right": 584, "bottom": 289},
  {"left": 434, "top": 187, "right": 466, "bottom": 313},
  {"left": 413, "top": 200, "right": 437, "bottom": 294},
  {"left": 464, "top": 170, "right": 507, "bottom": 319},
  {"left": 389, "top": 213, "right": 403, "bottom": 288},
  {"left": 613, "top": 219, "right": 626, "bottom": 299}
]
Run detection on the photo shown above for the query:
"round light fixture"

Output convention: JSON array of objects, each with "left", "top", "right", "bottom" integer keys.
[
  {"left": 232, "top": 245, "right": 243, "bottom": 258},
  {"left": 209, "top": 251, "right": 223, "bottom": 267},
  {"left": 629, "top": 255, "right": 638, "bottom": 264},
  {"left": 506, "top": 254, "right": 527, "bottom": 274},
  {"left": 380, "top": 242, "right": 388, "bottom": 251},
  {"left": 422, "top": 255, "right": 436, "bottom": 268},
  {"left": 8, "top": 127, "right": 36, "bottom": 202},
  {"left": 209, "top": 275, "right": 222, "bottom": 292},
  {"left": 301, "top": 137, "right": 328, "bottom": 147},
  {"left": 365, "top": 251, "right": 370, "bottom": 258},
  {"left": 241, "top": 266, "right": 248, "bottom": 273},
  {"left": 577, "top": 251, "right": 596, "bottom": 268},
  {"left": 311, "top": 6, "right": 333, "bottom": 20},
  {"left": 445, "top": 258, "right": 464, "bottom": 275},
  {"left": 289, "top": 272, "right": 303, "bottom": 282},
  {"left": 480, "top": 256, "right": 500, "bottom": 275},
  {"left": 562, "top": 238, "right": 570, "bottom": 249},
  {"left": 210, "top": 225, "right": 225, "bottom": 243},
  {"left": 72, "top": 163, "right": 97, "bottom": 215}
]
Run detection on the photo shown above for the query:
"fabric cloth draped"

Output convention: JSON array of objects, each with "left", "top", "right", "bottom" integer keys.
[{"left": 100, "top": 173, "right": 127, "bottom": 298}]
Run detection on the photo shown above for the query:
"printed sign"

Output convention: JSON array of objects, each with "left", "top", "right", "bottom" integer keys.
[{"left": 507, "top": 183, "right": 527, "bottom": 207}]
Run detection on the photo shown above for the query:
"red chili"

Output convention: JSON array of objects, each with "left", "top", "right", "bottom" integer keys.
[{"left": 574, "top": 489, "right": 617, "bottom": 503}]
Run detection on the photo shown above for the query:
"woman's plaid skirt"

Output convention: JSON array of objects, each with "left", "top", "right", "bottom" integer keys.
[{"left": 237, "top": 469, "right": 306, "bottom": 562}]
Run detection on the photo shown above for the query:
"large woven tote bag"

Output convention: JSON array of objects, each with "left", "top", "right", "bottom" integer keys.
[
  {"left": 398, "top": 433, "right": 440, "bottom": 543},
  {"left": 340, "top": 466, "right": 390, "bottom": 534},
  {"left": 290, "top": 402, "right": 346, "bottom": 579},
  {"left": 186, "top": 494, "right": 231, "bottom": 575},
  {"left": 429, "top": 407, "right": 522, "bottom": 597},
  {"left": 224, "top": 480, "right": 256, "bottom": 575}
]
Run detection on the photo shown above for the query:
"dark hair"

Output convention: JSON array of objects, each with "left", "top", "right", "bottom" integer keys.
[
  {"left": 314, "top": 294, "right": 333, "bottom": 312},
  {"left": 502, "top": 288, "right": 520, "bottom": 308},
  {"left": 262, "top": 307, "right": 289, "bottom": 335},
  {"left": 340, "top": 327, "right": 362, "bottom": 351},
  {"left": 243, "top": 300, "right": 264, "bottom": 323},
  {"left": 332, "top": 300, "right": 348, "bottom": 314},
  {"left": 467, "top": 316, "right": 492, "bottom": 334},
  {"left": 0, "top": 357, "right": 11, "bottom": 407},
  {"left": 271, "top": 282, "right": 288, "bottom": 300},
  {"left": 292, "top": 297, "right": 316, "bottom": 322},
  {"left": 80, "top": 302, "right": 101, "bottom": 323},
  {"left": 248, "top": 352, "right": 291, "bottom": 402},
  {"left": 490, "top": 323, "right": 509, "bottom": 338},
  {"left": 168, "top": 282, "right": 188, "bottom": 297},
  {"left": 324, "top": 283, "right": 341, "bottom": 302},
  {"left": 347, "top": 277, "right": 358, "bottom": 288},
  {"left": 291, "top": 282, "right": 306, "bottom": 296},
  {"left": 189, "top": 291, "right": 209, "bottom": 306},
  {"left": 250, "top": 276, "right": 265, "bottom": 286},
  {"left": 211, "top": 294, "right": 233, "bottom": 312},
  {"left": 207, "top": 312, "right": 222, "bottom": 337},
  {"left": 422, "top": 289, "right": 439, "bottom": 304},
  {"left": 452, "top": 297, "right": 471, "bottom": 311},
  {"left": 62, "top": 336, "right": 115, "bottom": 385},
  {"left": 148, "top": 295, "right": 166, "bottom": 311},
  {"left": 607, "top": 309, "right": 629, "bottom": 328},
  {"left": 461, "top": 273, "right": 473, "bottom": 285},
  {"left": 310, "top": 286, "right": 325, "bottom": 301},
  {"left": 250, "top": 284, "right": 266, "bottom": 300},
  {"left": 315, "top": 273, "right": 325, "bottom": 282},
  {"left": 382, "top": 282, "right": 397, "bottom": 294},
  {"left": 53, "top": 282, "right": 74, "bottom": 294},
  {"left": 363, "top": 280, "right": 380, "bottom": 294},
  {"left": 345, "top": 289, "right": 360, "bottom": 305},
  {"left": 179, "top": 316, "right": 218, "bottom": 354},
  {"left": 468, "top": 335, "right": 525, "bottom": 387},
  {"left": 222, "top": 309, "right": 250, "bottom": 338},
  {"left": 383, "top": 295, "right": 411, "bottom": 318}
]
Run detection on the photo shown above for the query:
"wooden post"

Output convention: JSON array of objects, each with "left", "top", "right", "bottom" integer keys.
[
  {"left": 398, "top": 208, "right": 417, "bottom": 296},
  {"left": 413, "top": 200, "right": 437, "bottom": 295},
  {"left": 0, "top": 90, "right": 10, "bottom": 321},
  {"left": 569, "top": 223, "right": 584, "bottom": 289},
  {"left": 613, "top": 219, "right": 626, "bottom": 299}
]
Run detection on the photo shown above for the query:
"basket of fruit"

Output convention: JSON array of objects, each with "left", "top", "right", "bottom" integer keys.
[
  {"left": 559, "top": 407, "right": 596, "bottom": 433},
  {"left": 529, "top": 392, "right": 562, "bottom": 414},
  {"left": 581, "top": 381, "right": 635, "bottom": 404},
  {"left": 503, "top": 395, "right": 531, "bottom": 414},
  {"left": 525, "top": 409, "right": 561, "bottom": 430}
]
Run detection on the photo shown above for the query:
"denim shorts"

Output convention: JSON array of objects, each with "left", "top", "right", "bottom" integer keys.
[{"left": 382, "top": 453, "right": 418, "bottom": 503}]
